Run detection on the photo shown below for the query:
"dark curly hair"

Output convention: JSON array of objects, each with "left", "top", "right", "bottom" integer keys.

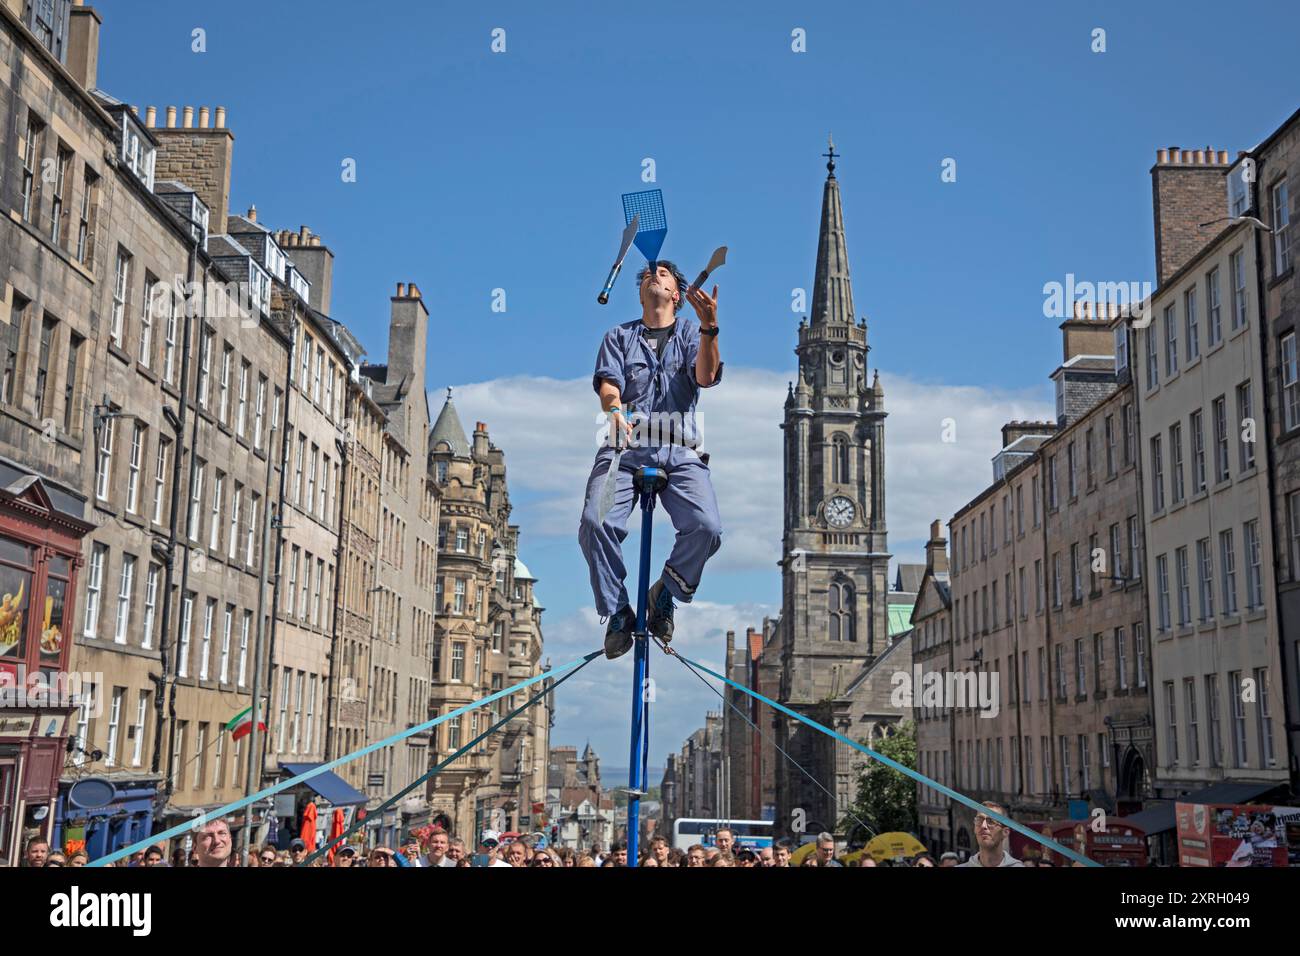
[{"left": 635, "top": 260, "right": 689, "bottom": 314}]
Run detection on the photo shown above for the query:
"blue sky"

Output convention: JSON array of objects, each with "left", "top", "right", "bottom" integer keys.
[{"left": 98, "top": 0, "right": 1299, "bottom": 775}]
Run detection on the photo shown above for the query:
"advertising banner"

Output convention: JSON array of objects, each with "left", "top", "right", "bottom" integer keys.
[{"left": 1175, "top": 802, "right": 1300, "bottom": 867}]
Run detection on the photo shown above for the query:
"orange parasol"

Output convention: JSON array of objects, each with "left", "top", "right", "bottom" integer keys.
[
  {"left": 299, "top": 801, "right": 318, "bottom": 852},
  {"left": 326, "top": 808, "right": 345, "bottom": 864}
]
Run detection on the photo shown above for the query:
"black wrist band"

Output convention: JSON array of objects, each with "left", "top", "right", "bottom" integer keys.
[{"left": 700, "top": 325, "right": 719, "bottom": 337}]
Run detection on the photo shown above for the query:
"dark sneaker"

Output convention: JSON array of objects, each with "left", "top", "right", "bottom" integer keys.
[
  {"left": 603, "top": 605, "right": 636, "bottom": 660},
  {"left": 647, "top": 579, "right": 675, "bottom": 643}
]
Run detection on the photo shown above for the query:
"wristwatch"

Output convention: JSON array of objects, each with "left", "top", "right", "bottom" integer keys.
[{"left": 700, "top": 324, "right": 719, "bottom": 337}]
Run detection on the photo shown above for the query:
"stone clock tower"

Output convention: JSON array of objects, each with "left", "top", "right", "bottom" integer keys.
[{"left": 775, "top": 142, "right": 892, "bottom": 833}]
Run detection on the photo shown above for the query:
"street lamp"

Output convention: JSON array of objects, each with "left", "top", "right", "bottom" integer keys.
[{"left": 91, "top": 397, "right": 134, "bottom": 436}]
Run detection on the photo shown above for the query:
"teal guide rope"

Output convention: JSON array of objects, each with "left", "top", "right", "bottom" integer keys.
[
  {"left": 302, "top": 652, "right": 598, "bottom": 865},
  {"left": 670, "top": 650, "right": 1100, "bottom": 867},
  {"left": 89, "top": 651, "right": 599, "bottom": 867}
]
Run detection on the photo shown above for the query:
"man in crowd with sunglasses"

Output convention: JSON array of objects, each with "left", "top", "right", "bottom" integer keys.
[{"left": 959, "top": 802, "right": 1024, "bottom": 867}]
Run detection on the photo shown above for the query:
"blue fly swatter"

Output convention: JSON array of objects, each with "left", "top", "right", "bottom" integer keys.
[{"left": 622, "top": 189, "right": 667, "bottom": 263}]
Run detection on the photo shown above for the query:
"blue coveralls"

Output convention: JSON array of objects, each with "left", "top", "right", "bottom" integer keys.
[{"left": 578, "top": 316, "right": 723, "bottom": 617}]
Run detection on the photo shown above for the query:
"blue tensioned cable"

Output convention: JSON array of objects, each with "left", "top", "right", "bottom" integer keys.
[
  {"left": 666, "top": 639, "right": 878, "bottom": 842},
  {"left": 89, "top": 650, "right": 602, "bottom": 867},
  {"left": 303, "top": 652, "right": 596, "bottom": 865},
  {"left": 669, "top": 650, "right": 1100, "bottom": 867}
]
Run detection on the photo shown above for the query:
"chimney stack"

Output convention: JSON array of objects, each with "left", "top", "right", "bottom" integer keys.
[
  {"left": 926, "top": 520, "right": 949, "bottom": 575},
  {"left": 152, "top": 104, "right": 235, "bottom": 230},
  {"left": 284, "top": 226, "right": 333, "bottom": 314},
  {"left": 1001, "top": 420, "right": 1056, "bottom": 449},
  {"left": 1060, "top": 313, "right": 1116, "bottom": 363},
  {"left": 1151, "top": 143, "right": 1234, "bottom": 285},
  {"left": 67, "top": 2, "right": 102, "bottom": 91},
  {"left": 472, "top": 420, "right": 489, "bottom": 459},
  {"left": 386, "top": 278, "right": 430, "bottom": 394}
]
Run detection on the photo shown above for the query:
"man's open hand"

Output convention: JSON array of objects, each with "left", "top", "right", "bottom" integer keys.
[{"left": 687, "top": 284, "right": 719, "bottom": 328}]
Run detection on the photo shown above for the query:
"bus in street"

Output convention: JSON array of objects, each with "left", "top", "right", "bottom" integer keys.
[{"left": 670, "top": 818, "right": 774, "bottom": 850}]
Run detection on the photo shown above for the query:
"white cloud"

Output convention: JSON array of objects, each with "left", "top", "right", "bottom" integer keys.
[{"left": 436, "top": 367, "right": 1050, "bottom": 571}]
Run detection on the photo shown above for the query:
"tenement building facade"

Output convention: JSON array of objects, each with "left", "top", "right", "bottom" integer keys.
[
  {"left": 1139, "top": 146, "right": 1289, "bottom": 800},
  {"left": 0, "top": 2, "right": 546, "bottom": 862}
]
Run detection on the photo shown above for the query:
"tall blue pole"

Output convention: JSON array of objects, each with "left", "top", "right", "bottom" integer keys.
[{"left": 626, "top": 466, "right": 663, "bottom": 865}]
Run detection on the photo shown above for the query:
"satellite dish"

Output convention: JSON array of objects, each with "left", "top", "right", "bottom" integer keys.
[{"left": 68, "top": 777, "right": 117, "bottom": 810}]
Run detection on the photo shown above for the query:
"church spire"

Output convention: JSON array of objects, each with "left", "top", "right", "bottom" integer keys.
[{"left": 810, "top": 135, "right": 855, "bottom": 327}]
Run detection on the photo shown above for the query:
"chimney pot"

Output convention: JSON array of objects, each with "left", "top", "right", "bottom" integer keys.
[
  {"left": 1194, "top": 149, "right": 1206, "bottom": 164},
  {"left": 310, "top": 237, "right": 320, "bottom": 247},
  {"left": 1169, "top": 147, "right": 1181, "bottom": 163},
  {"left": 166, "top": 105, "right": 177, "bottom": 128},
  {"left": 145, "top": 106, "right": 156, "bottom": 127},
  {"left": 182, "top": 105, "right": 194, "bottom": 129},
  {"left": 300, "top": 225, "right": 309, "bottom": 239},
  {"left": 199, "top": 106, "right": 210, "bottom": 129},
  {"left": 396, "top": 283, "right": 406, "bottom": 297},
  {"left": 247, "top": 204, "right": 257, "bottom": 223},
  {"left": 1157, "top": 148, "right": 1169, "bottom": 164},
  {"left": 410, "top": 283, "right": 421, "bottom": 298},
  {"left": 215, "top": 106, "right": 226, "bottom": 129}
]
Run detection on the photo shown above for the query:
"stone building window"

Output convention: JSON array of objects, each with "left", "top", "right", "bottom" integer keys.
[
  {"left": 831, "top": 434, "right": 849, "bottom": 485},
  {"left": 50, "top": 145, "right": 70, "bottom": 245},
  {"left": 20, "top": 111, "right": 43, "bottom": 223},
  {"left": 828, "top": 577, "right": 855, "bottom": 642},
  {"left": 26, "top": 0, "right": 70, "bottom": 62},
  {"left": 77, "top": 167, "right": 98, "bottom": 265},
  {"left": 1273, "top": 179, "right": 1291, "bottom": 276}
]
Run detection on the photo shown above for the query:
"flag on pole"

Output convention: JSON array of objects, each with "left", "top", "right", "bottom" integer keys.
[{"left": 226, "top": 705, "right": 265, "bottom": 741}]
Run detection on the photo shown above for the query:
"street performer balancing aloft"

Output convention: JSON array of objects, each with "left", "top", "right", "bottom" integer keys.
[{"left": 579, "top": 261, "right": 723, "bottom": 659}]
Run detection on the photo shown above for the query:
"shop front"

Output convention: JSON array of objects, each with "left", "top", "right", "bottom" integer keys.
[
  {"left": 52, "top": 776, "right": 160, "bottom": 860},
  {"left": 0, "top": 474, "right": 91, "bottom": 865}
]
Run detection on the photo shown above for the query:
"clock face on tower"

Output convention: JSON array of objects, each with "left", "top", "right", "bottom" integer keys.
[{"left": 825, "top": 496, "right": 855, "bottom": 528}]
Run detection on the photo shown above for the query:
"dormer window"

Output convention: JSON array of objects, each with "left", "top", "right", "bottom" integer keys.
[
  {"left": 265, "top": 240, "right": 286, "bottom": 282},
  {"left": 249, "top": 261, "right": 271, "bottom": 316},
  {"left": 1227, "top": 160, "right": 1251, "bottom": 218},
  {"left": 120, "top": 115, "right": 155, "bottom": 191},
  {"left": 288, "top": 266, "right": 310, "bottom": 302},
  {"left": 190, "top": 195, "right": 209, "bottom": 247},
  {"left": 27, "top": 0, "right": 69, "bottom": 62}
]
